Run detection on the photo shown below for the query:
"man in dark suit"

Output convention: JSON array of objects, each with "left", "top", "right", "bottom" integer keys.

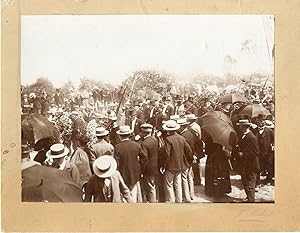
[
  {"left": 129, "top": 111, "right": 144, "bottom": 136},
  {"left": 236, "top": 119, "right": 260, "bottom": 202},
  {"left": 70, "top": 111, "right": 87, "bottom": 151},
  {"left": 29, "top": 93, "right": 42, "bottom": 114},
  {"left": 139, "top": 123, "right": 159, "bottom": 203},
  {"left": 254, "top": 118, "right": 274, "bottom": 184},
  {"left": 115, "top": 126, "right": 142, "bottom": 202},
  {"left": 161, "top": 96, "right": 174, "bottom": 119},
  {"left": 54, "top": 88, "right": 64, "bottom": 107},
  {"left": 177, "top": 118, "right": 196, "bottom": 202},
  {"left": 161, "top": 120, "right": 193, "bottom": 203}
]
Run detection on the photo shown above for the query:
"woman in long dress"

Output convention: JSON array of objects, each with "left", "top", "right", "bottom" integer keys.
[{"left": 204, "top": 131, "right": 232, "bottom": 197}]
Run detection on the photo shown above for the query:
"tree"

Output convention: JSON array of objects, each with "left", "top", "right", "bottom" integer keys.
[
  {"left": 122, "top": 69, "right": 175, "bottom": 98},
  {"left": 22, "top": 77, "right": 55, "bottom": 96}
]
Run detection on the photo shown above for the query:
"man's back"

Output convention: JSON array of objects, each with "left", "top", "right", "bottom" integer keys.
[
  {"left": 140, "top": 136, "right": 159, "bottom": 176},
  {"left": 165, "top": 132, "right": 192, "bottom": 171},
  {"left": 92, "top": 140, "right": 114, "bottom": 158},
  {"left": 114, "top": 140, "right": 141, "bottom": 186}
]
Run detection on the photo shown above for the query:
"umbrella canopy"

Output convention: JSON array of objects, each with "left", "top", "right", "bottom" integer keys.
[
  {"left": 22, "top": 166, "right": 83, "bottom": 202},
  {"left": 22, "top": 113, "right": 60, "bottom": 144},
  {"left": 219, "top": 93, "right": 248, "bottom": 104},
  {"left": 239, "top": 104, "right": 271, "bottom": 118},
  {"left": 199, "top": 111, "right": 237, "bottom": 150}
]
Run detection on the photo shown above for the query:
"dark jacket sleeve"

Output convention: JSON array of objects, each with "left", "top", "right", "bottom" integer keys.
[
  {"left": 183, "top": 139, "right": 193, "bottom": 165},
  {"left": 117, "top": 171, "right": 133, "bottom": 203},
  {"left": 84, "top": 177, "right": 94, "bottom": 202}
]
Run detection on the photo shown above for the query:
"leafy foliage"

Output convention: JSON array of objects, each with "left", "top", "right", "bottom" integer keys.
[{"left": 22, "top": 77, "right": 55, "bottom": 96}]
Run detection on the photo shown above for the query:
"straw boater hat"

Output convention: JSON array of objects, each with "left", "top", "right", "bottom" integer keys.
[
  {"left": 236, "top": 119, "right": 252, "bottom": 126},
  {"left": 93, "top": 155, "right": 117, "bottom": 178},
  {"left": 264, "top": 120, "right": 274, "bottom": 129},
  {"left": 176, "top": 118, "right": 190, "bottom": 126},
  {"left": 46, "top": 144, "right": 69, "bottom": 159},
  {"left": 116, "top": 125, "right": 133, "bottom": 135},
  {"left": 95, "top": 127, "right": 109, "bottom": 137},
  {"left": 140, "top": 123, "right": 153, "bottom": 132},
  {"left": 185, "top": 114, "right": 198, "bottom": 121},
  {"left": 162, "top": 120, "right": 180, "bottom": 131}
]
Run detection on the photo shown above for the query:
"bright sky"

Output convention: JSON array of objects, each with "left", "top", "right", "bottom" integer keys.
[{"left": 21, "top": 15, "right": 274, "bottom": 88}]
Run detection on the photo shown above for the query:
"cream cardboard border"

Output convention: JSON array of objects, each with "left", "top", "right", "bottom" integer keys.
[{"left": 2, "top": 0, "right": 300, "bottom": 231}]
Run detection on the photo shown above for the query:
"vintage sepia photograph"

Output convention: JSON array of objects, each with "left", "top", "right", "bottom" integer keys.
[{"left": 21, "top": 15, "right": 274, "bottom": 203}]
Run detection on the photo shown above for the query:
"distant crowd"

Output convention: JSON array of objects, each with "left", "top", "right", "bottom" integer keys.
[{"left": 21, "top": 83, "right": 275, "bottom": 203}]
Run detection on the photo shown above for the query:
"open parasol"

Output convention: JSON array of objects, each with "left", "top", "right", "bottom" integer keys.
[
  {"left": 22, "top": 166, "right": 83, "bottom": 202},
  {"left": 22, "top": 113, "right": 60, "bottom": 144},
  {"left": 238, "top": 103, "right": 271, "bottom": 118},
  {"left": 218, "top": 93, "right": 248, "bottom": 104},
  {"left": 199, "top": 111, "right": 237, "bottom": 150}
]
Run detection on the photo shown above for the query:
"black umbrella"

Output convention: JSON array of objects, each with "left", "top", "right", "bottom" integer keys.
[
  {"left": 219, "top": 93, "right": 248, "bottom": 104},
  {"left": 22, "top": 166, "right": 83, "bottom": 202},
  {"left": 199, "top": 111, "right": 237, "bottom": 150},
  {"left": 22, "top": 113, "right": 60, "bottom": 144}
]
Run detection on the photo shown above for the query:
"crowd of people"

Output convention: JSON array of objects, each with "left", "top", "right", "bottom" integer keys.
[{"left": 21, "top": 81, "right": 275, "bottom": 203}]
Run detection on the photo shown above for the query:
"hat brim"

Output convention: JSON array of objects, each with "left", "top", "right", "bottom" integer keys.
[
  {"left": 93, "top": 156, "right": 117, "bottom": 178},
  {"left": 178, "top": 122, "right": 190, "bottom": 126},
  {"left": 95, "top": 131, "right": 109, "bottom": 137},
  {"left": 162, "top": 124, "right": 180, "bottom": 131},
  {"left": 46, "top": 147, "right": 69, "bottom": 159},
  {"left": 265, "top": 124, "right": 274, "bottom": 129},
  {"left": 116, "top": 129, "right": 133, "bottom": 135},
  {"left": 141, "top": 128, "right": 153, "bottom": 132},
  {"left": 236, "top": 123, "right": 252, "bottom": 126}
]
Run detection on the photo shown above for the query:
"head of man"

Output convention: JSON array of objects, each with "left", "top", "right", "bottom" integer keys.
[
  {"left": 45, "top": 143, "right": 70, "bottom": 168},
  {"left": 140, "top": 123, "right": 153, "bottom": 138},
  {"left": 116, "top": 125, "right": 133, "bottom": 140},
  {"left": 95, "top": 127, "right": 109, "bottom": 141},
  {"left": 236, "top": 119, "right": 252, "bottom": 134}
]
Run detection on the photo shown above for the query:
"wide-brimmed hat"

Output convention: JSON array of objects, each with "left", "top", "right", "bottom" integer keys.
[
  {"left": 236, "top": 119, "right": 252, "bottom": 126},
  {"left": 116, "top": 125, "right": 133, "bottom": 135},
  {"left": 265, "top": 120, "right": 274, "bottom": 129},
  {"left": 46, "top": 144, "right": 69, "bottom": 159},
  {"left": 93, "top": 155, "right": 117, "bottom": 178},
  {"left": 185, "top": 114, "right": 198, "bottom": 121},
  {"left": 95, "top": 127, "right": 109, "bottom": 137},
  {"left": 162, "top": 120, "right": 180, "bottom": 131},
  {"left": 140, "top": 123, "right": 153, "bottom": 132},
  {"left": 176, "top": 118, "right": 190, "bottom": 126}
]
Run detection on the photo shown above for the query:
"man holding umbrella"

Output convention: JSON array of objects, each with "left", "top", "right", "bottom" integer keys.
[{"left": 236, "top": 119, "right": 260, "bottom": 202}]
